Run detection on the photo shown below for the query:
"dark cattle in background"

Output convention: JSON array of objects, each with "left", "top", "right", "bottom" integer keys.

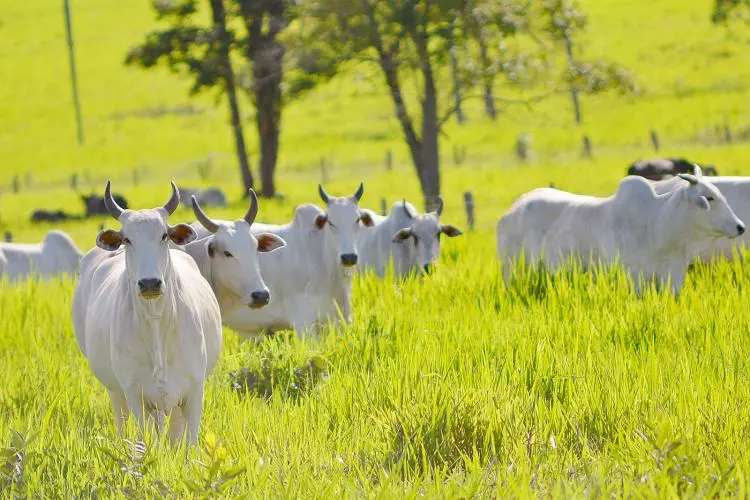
[
  {"left": 177, "top": 186, "right": 227, "bottom": 209},
  {"left": 30, "top": 210, "right": 81, "bottom": 224},
  {"left": 627, "top": 158, "right": 719, "bottom": 180},
  {"left": 81, "top": 193, "right": 129, "bottom": 218}
]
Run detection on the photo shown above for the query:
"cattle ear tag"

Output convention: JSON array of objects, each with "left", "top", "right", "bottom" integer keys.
[
  {"left": 96, "top": 230, "right": 123, "bottom": 251},
  {"left": 169, "top": 224, "right": 198, "bottom": 245},
  {"left": 314, "top": 214, "right": 327, "bottom": 229}
]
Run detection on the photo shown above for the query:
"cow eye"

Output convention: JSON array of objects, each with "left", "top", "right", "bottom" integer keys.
[
  {"left": 224, "top": 251, "right": 233, "bottom": 258},
  {"left": 123, "top": 237, "right": 131, "bottom": 245},
  {"left": 161, "top": 233, "right": 168, "bottom": 241},
  {"left": 706, "top": 196, "right": 715, "bottom": 202}
]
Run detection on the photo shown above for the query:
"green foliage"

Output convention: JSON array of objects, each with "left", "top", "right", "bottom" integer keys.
[
  {"left": 184, "top": 431, "right": 245, "bottom": 497},
  {"left": 713, "top": 0, "right": 750, "bottom": 24},
  {"left": 0, "top": 429, "right": 38, "bottom": 497}
]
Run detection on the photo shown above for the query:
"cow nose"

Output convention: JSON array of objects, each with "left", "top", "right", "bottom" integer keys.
[
  {"left": 422, "top": 264, "right": 433, "bottom": 274},
  {"left": 738, "top": 224, "right": 746, "bottom": 236},
  {"left": 137, "top": 278, "right": 162, "bottom": 295},
  {"left": 340, "top": 253, "right": 358, "bottom": 267},
  {"left": 250, "top": 290, "right": 270, "bottom": 308}
]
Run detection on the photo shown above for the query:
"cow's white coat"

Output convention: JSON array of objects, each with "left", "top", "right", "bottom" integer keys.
[{"left": 0, "top": 230, "right": 82, "bottom": 281}]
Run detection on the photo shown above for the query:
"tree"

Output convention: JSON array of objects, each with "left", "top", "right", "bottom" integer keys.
[
  {"left": 712, "top": 0, "right": 750, "bottom": 24},
  {"left": 235, "top": 0, "right": 289, "bottom": 198},
  {"left": 541, "top": 0, "right": 638, "bottom": 125},
  {"left": 127, "top": 0, "right": 291, "bottom": 198},
  {"left": 126, "top": 0, "right": 254, "bottom": 197}
]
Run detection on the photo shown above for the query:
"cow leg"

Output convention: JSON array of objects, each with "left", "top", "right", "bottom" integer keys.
[
  {"left": 123, "top": 389, "right": 147, "bottom": 433},
  {"left": 167, "top": 406, "right": 187, "bottom": 446},
  {"left": 108, "top": 389, "right": 129, "bottom": 435},
  {"left": 182, "top": 386, "right": 205, "bottom": 446}
]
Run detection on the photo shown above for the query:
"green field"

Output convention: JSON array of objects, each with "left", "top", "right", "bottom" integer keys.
[{"left": 2, "top": 0, "right": 750, "bottom": 496}]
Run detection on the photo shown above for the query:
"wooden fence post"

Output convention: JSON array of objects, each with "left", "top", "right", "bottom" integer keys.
[
  {"left": 12, "top": 176, "right": 19, "bottom": 193},
  {"left": 70, "top": 173, "right": 78, "bottom": 189},
  {"left": 650, "top": 130, "right": 660, "bottom": 152},
  {"left": 385, "top": 150, "right": 393, "bottom": 171},
  {"left": 463, "top": 191, "right": 475, "bottom": 231},
  {"left": 582, "top": 135, "right": 592, "bottom": 158},
  {"left": 380, "top": 198, "right": 387, "bottom": 216},
  {"left": 4, "top": 231, "right": 11, "bottom": 243},
  {"left": 724, "top": 124, "right": 733, "bottom": 144}
]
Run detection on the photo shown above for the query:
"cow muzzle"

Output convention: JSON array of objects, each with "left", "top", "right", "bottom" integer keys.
[
  {"left": 249, "top": 290, "right": 270, "bottom": 309},
  {"left": 340, "top": 253, "right": 358, "bottom": 267},
  {"left": 138, "top": 278, "right": 163, "bottom": 299}
]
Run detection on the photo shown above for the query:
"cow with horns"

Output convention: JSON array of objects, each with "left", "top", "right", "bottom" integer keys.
[
  {"left": 72, "top": 182, "right": 222, "bottom": 445},
  {"left": 184, "top": 190, "right": 287, "bottom": 332},
  {"left": 214, "top": 182, "right": 374, "bottom": 339},
  {"left": 358, "top": 197, "right": 463, "bottom": 277}
]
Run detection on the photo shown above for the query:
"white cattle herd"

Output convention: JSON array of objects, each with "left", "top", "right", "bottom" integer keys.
[{"left": 5, "top": 166, "right": 750, "bottom": 444}]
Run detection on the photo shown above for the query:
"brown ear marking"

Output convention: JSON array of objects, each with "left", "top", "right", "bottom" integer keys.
[
  {"left": 168, "top": 223, "right": 197, "bottom": 246},
  {"left": 360, "top": 211, "right": 375, "bottom": 227},
  {"left": 441, "top": 224, "right": 463, "bottom": 237},
  {"left": 314, "top": 213, "right": 327, "bottom": 229},
  {"left": 96, "top": 229, "right": 123, "bottom": 251},
  {"left": 257, "top": 233, "right": 286, "bottom": 253}
]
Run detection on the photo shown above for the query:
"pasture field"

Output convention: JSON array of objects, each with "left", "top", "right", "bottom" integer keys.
[{"left": 2, "top": 0, "right": 750, "bottom": 496}]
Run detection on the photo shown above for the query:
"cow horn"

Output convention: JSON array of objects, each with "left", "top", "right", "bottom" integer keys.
[
  {"left": 402, "top": 199, "right": 414, "bottom": 219},
  {"left": 104, "top": 180, "right": 125, "bottom": 220},
  {"left": 244, "top": 189, "right": 259, "bottom": 226},
  {"left": 692, "top": 163, "right": 703, "bottom": 178},
  {"left": 163, "top": 181, "right": 180, "bottom": 215},
  {"left": 192, "top": 196, "right": 219, "bottom": 233},
  {"left": 435, "top": 195, "right": 444, "bottom": 216},
  {"left": 677, "top": 173, "right": 699, "bottom": 186},
  {"left": 352, "top": 182, "right": 364, "bottom": 202},
  {"left": 318, "top": 184, "right": 330, "bottom": 205}
]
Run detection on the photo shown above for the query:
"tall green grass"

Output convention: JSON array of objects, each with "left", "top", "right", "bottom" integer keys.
[{"left": 2, "top": 239, "right": 750, "bottom": 496}]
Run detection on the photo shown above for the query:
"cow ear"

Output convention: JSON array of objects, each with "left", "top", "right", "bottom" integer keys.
[
  {"left": 392, "top": 228, "right": 412, "bottom": 243},
  {"left": 168, "top": 223, "right": 197, "bottom": 245},
  {"left": 96, "top": 230, "right": 123, "bottom": 251},
  {"left": 440, "top": 224, "right": 463, "bottom": 237},
  {"left": 257, "top": 233, "right": 286, "bottom": 253},
  {"left": 314, "top": 213, "right": 327, "bottom": 229},
  {"left": 360, "top": 211, "right": 375, "bottom": 227}
]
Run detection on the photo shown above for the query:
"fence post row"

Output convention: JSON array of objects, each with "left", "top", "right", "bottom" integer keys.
[
  {"left": 380, "top": 198, "right": 387, "bottom": 216},
  {"left": 582, "top": 135, "right": 592, "bottom": 158},
  {"left": 385, "top": 150, "right": 392, "bottom": 171},
  {"left": 4, "top": 231, "right": 11, "bottom": 243},
  {"left": 463, "top": 191, "right": 474, "bottom": 231},
  {"left": 650, "top": 130, "right": 660, "bottom": 152}
]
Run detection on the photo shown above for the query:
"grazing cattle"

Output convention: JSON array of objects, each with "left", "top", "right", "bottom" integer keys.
[
  {"left": 358, "top": 197, "right": 462, "bottom": 277},
  {"left": 81, "top": 193, "right": 129, "bottom": 218},
  {"left": 72, "top": 182, "right": 222, "bottom": 445},
  {"left": 177, "top": 187, "right": 227, "bottom": 209},
  {"left": 30, "top": 209, "right": 81, "bottom": 223},
  {"left": 215, "top": 183, "right": 373, "bottom": 339},
  {"left": 627, "top": 157, "right": 718, "bottom": 180},
  {"left": 183, "top": 190, "right": 286, "bottom": 330},
  {"left": 496, "top": 174, "right": 744, "bottom": 294},
  {"left": 0, "top": 230, "right": 82, "bottom": 281},
  {"left": 651, "top": 172, "right": 750, "bottom": 261}
]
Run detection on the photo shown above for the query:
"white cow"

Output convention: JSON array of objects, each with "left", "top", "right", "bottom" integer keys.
[
  {"left": 358, "top": 197, "right": 462, "bottom": 277},
  {"left": 72, "top": 182, "right": 222, "bottom": 445},
  {"left": 216, "top": 183, "right": 374, "bottom": 339},
  {"left": 496, "top": 174, "right": 745, "bottom": 294},
  {"left": 651, "top": 171, "right": 750, "bottom": 261},
  {"left": 184, "top": 190, "right": 287, "bottom": 329},
  {"left": 0, "top": 230, "right": 82, "bottom": 281}
]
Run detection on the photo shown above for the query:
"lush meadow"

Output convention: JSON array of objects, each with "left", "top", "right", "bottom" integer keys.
[{"left": 2, "top": 0, "right": 750, "bottom": 496}]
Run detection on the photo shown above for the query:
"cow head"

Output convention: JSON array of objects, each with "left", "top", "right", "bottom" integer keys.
[
  {"left": 192, "top": 189, "right": 285, "bottom": 309},
  {"left": 677, "top": 172, "right": 745, "bottom": 239},
  {"left": 314, "top": 182, "right": 374, "bottom": 268},
  {"left": 391, "top": 197, "right": 462, "bottom": 274},
  {"left": 96, "top": 181, "right": 197, "bottom": 300}
]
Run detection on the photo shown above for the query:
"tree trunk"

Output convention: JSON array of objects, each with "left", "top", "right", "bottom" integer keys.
[
  {"left": 253, "top": 39, "right": 284, "bottom": 198},
  {"left": 565, "top": 37, "right": 582, "bottom": 125},
  {"left": 419, "top": 55, "right": 441, "bottom": 211},
  {"left": 209, "top": 0, "right": 254, "bottom": 195},
  {"left": 448, "top": 20, "right": 465, "bottom": 125},
  {"left": 376, "top": 50, "right": 427, "bottom": 191},
  {"left": 478, "top": 35, "right": 497, "bottom": 120}
]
